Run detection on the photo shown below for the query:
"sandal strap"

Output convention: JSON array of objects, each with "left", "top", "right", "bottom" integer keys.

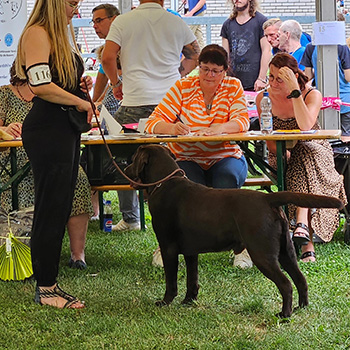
[
  {"left": 295, "top": 222, "right": 310, "bottom": 233},
  {"left": 37, "top": 284, "right": 80, "bottom": 309},
  {"left": 300, "top": 251, "right": 316, "bottom": 260}
]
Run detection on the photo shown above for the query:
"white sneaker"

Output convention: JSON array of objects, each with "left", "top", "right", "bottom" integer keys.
[
  {"left": 112, "top": 219, "right": 141, "bottom": 231},
  {"left": 152, "top": 246, "right": 164, "bottom": 268},
  {"left": 233, "top": 249, "right": 253, "bottom": 269},
  {"left": 90, "top": 215, "right": 99, "bottom": 221}
]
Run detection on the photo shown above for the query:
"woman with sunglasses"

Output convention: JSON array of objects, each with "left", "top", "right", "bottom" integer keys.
[
  {"left": 15, "top": 0, "right": 93, "bottom": 308},
  {"left": 145, "top": 44, "right": 252, "bottom": 268},
  {"left": 256, "top": 53, "right": 346, "bottom": 262}
]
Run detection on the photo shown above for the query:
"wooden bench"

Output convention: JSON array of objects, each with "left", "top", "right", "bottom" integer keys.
[
  {"left": 243, "top": 176, "right": 274, "bottom": 191},
  {"left": 91, "top": 185, "right": 146, "bottom": 231}
]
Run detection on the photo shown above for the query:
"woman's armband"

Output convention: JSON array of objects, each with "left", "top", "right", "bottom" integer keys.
[{"left": 26, "top": 63, "right": 52, "bottom": 86}]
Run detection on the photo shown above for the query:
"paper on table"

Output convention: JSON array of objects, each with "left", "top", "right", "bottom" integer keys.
[
  {"left": 272, "top": 129, "right": 317, "bottom": 134},
  {"left": 100, "top": 105, "right": 123, "bottom": 135}
]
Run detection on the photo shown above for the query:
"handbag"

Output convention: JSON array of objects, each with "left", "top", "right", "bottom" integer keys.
[
  {"left": 65, "top": 76, "right": 92, "bottom": 133},
  {"left": 66, "top": 106, "right": 92, "bottom": 133}
]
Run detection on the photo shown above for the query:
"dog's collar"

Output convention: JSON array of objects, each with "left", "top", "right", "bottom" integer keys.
[{"left": 148, "top": 170, "right": 186, "bottom": 196}]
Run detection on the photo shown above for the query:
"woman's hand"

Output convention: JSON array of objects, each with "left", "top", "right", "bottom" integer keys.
[
  {"left": 80, "top": 76, "right": 93, "bottom": 93},
  {"left": 194, "top": 124, "right": 225, "bottom": 136},
  {"left": 76, "top": 100, "right": 94, "bottom": 124},
  {"left": 172, "top": 122, "right": 191, "bottom": 135},
  {"left": 278, "top": 67, "right": 300, "bottom": 92},
  {"left": 4, "top": 123, "right": 22, "bottom": 138}
]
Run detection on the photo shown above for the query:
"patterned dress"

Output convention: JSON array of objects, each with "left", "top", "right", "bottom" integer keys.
[
  {"left": 268, "top": 116, "right": 347, "bottom": 242},
  {"left": 0, "top": 85, "right": 93, "bottom": 217}
]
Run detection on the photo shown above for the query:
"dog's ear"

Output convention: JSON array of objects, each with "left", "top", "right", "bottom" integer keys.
[
  {"left": 164, "top": 147, "right": 176, "bottom": 160},
  {"left": 133, "top": 146, "right": 150, "bottom": 177}
]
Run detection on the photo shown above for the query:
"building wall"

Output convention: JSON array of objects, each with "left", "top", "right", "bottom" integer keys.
[{"left": 26, "top": 0, "right": 345, "bottom": 54}]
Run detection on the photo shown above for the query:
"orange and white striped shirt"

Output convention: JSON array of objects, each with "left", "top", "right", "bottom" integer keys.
[{"left": 145, "top": 75, "right": 250, "bottom": 169}]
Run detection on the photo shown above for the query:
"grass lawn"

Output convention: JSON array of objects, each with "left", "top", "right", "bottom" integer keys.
[{"left": 1, "top": 191, "right": 350, "bottom": 349}]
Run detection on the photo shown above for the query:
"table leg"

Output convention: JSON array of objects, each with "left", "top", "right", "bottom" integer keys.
[
  {"left": 10, "top": 147, "right": 19, "bottom": 211},
  {"left": 276, "top": 141, "right": 286, "bottom": 192},
  {"left": 138, "top": 190, "right": 145, "bottom": 231}
]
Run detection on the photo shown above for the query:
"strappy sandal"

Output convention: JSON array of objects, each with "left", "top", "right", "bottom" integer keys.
[
  {"left": 292, "top": 223, "right": 310, "bottom": 246},
  {"left": 300, "top": 251, "right": 316, "bottom": 262},
  {"left": 35, "top": 284, "right": 85, "bottom": 309}
]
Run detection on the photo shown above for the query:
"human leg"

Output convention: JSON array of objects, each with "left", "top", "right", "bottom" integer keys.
[
  {"left": 113, "top": 105, "right": 156, "bottom": 231},
  {"left": 208, "top": 156, "right": 248, "bottom": 189},
  {"left": 22, "top": 101, "right": 84, "bottom": 308},
  {"left": 177, "top": 160, "right": 207, "bottom": 185},
  {"left": 293, "top": 207, "right": 316, "bottom": 262},
  {"left": 67, "top": 213, "right": 89, "bottom": 268},
  {"left": 113, "top": 190, "right": 141, "bottom": 231},
  {"left": 68, "top": 166, "right": 93, "bottom": 268}
]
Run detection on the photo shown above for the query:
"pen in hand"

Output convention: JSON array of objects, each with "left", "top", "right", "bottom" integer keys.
[{"left": 175, "top": 114, "right": 184, "bottom": 124}]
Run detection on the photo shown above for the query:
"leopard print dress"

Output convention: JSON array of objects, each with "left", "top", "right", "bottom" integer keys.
[
  {"left": 268, "top": 115, "right": 347, "bottom": 242},
  {"left": 0, "top": 85, "right": 93, "bottom": 217}
]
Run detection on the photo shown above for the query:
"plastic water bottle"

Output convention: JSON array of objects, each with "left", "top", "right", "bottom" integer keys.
[
  {"left": 103, "top": 200, "right": 113, "bottom": 232},
  {"left": 260, "top": 90, "right": 273, "bottom": 134}
]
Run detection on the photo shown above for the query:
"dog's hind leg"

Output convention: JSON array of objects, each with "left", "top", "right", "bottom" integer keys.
[
  {"left": 251, "top": 257, "right": 294, "bottom": 318},
  {"left": 156, "top": 251, "right": 179, "bottom": 306},
  {"left": 182, "top": 255, "right": 199, "bottom": 304},
  {"left": 279, "top": 237, "right": 308, "bottom": 309}
]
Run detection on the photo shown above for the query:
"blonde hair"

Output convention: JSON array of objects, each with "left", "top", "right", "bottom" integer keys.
[{"left": 16, "top": 0, "right": 82, "bottom": 89}]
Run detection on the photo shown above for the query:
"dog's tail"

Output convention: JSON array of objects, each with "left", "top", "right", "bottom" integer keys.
[{"left": 266, "top": 191, "right": 344, "bottom": 210}]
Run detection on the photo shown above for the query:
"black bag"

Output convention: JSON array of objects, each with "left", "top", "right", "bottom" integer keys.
[{"left": 66, "top": 106, "right": 92, "bottom": 133}]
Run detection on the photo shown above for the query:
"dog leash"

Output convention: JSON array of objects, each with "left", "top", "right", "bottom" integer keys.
[{"left": 83, "top": 78, "right": 186, "bottom": 188}]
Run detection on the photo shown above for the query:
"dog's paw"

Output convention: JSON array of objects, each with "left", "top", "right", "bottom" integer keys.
[
  {"left": 181, "top": 297, "right": 197, "bottom": 305},
  {"left": 155, "top": 300, "right": 168, "bottom": 307},
  {"left": 275, "top": 311, "right": 291, "bottom": 319}
]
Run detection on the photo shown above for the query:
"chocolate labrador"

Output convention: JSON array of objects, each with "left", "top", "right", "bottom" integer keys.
[{"left": 125, "top": 144, "right": 343, "bottom": 317}]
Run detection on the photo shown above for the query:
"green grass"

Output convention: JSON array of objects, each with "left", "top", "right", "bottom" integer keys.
[{"left": 1, "top": 192, "right": 350, "bottom": 349}]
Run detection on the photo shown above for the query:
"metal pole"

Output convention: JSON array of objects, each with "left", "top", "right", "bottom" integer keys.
[{"left": 316, "top": 0, "right": 340, "bottom": 129}]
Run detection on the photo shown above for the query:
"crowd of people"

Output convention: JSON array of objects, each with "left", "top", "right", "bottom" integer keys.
[{"left": 0, "top": 0, "right": 348, "bottom": 309}]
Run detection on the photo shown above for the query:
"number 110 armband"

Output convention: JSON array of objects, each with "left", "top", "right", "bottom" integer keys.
[{"left": 26, "top": 63, "right": 52, "bottom": 86}]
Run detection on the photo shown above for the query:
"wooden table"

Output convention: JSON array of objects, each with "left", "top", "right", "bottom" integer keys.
[{"left": 0, "top": 130, "right": 341, "bottom": 211}]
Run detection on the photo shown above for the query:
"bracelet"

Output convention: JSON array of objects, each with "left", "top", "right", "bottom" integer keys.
[
  {"left": 109, "top": 77, "right": 122, "bottom": 88},
  {"left": 258, "top": 77, "right": 267, "bottom": 84}
]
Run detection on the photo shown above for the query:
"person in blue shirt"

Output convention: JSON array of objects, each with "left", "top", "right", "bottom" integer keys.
[
  {"left": 301, "top": 43, "right": 350, "bottom": 142},
  {"left": 182, "top": 0, "right": 207, "bottom": 49}
]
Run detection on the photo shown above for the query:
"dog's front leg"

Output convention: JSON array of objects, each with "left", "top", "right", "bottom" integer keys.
[
  {"left": 182, "top": 255, "right": 199, "bottom": 304},
  {"left": 155, "top": 252, "right": 179, "bottom": 306}
]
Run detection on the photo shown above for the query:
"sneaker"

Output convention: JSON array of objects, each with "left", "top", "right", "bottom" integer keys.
[
  {"left": 112, "top": 219, "right": 141, "bottom": 232},
  {"left": 233, "top": 249, "right": 253, "bottom": 269},
  {"left": 90, "top": 215, "right": 99, "bottom": 221},
  {"left": 152, "top": 246, "right": 163, "bottom": 268}
]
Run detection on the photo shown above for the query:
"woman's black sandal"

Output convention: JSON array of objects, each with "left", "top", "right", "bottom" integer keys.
[
  {"left": 292, "top": 223, "right": 310, "bottom": 246},
  {"left": 35, "top": 284, "right": 85, "bottom": 309},
  {"left": 300, "top": 251, "right": 316, "bottom": 262}
]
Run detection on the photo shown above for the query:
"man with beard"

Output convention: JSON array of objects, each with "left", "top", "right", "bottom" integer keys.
[{"left": 221, "top": 0, "right": 270, "bottom": 91}]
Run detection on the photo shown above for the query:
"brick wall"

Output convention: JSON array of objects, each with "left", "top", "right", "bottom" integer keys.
[{"left": 26, "top": 0, "right": 346, "bottom": 54}]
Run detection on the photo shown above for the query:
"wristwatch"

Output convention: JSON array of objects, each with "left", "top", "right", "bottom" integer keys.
[
  {"left": 109, "top": 77, "right": 122, "bottom": 88},
  {"left": 287, "top": 89, "right": 302, "bottom": 99}
]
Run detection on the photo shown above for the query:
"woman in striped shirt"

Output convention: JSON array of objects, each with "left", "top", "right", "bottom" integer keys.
[
  {"left": 145, "top": 44, "right": 250, "bottom": 189},
  {"left": 145, "top": 44, "right": 253, "bottom": 269}
]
